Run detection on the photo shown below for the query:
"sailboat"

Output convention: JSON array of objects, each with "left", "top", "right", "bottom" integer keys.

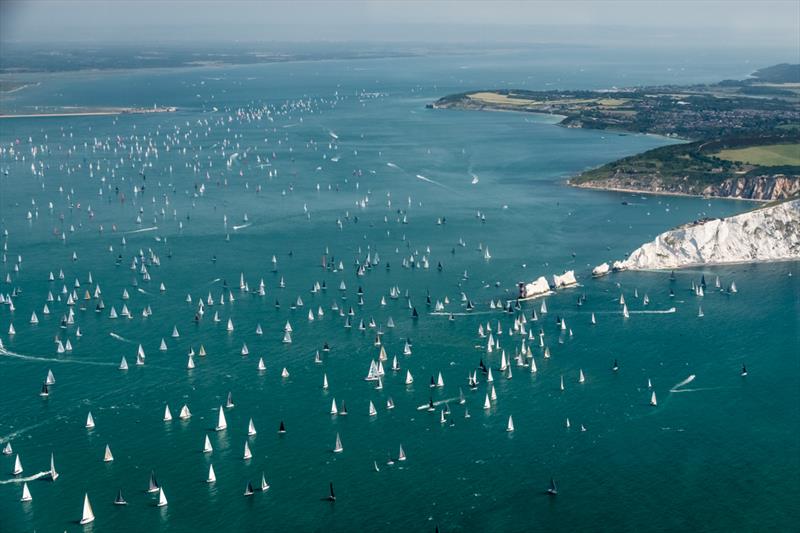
[
  {"left": 591, "top": 312, "right": 596, "bottom": 325},
  {"left": 21, "top": 482, "right": 32, "bottom": 502},
  {"left": 243, "top": 441, "right": 253, "bottom": 460},
  {"left": 483, "top": 394, "right": 491, "bottom": 410},
  {"left": 163, "top": 405, "right": 173, "bottom": 422},
  {"left": 86, "top": 412, "right": 95, "bottom": 429},
  {"left": 104, "top": 444, "right": 114, "bottom": 462},
  {"left": 622, "top": 304, "right": 630, "bottom": 318},
  {"left": 369, "top": 401, "right": 377, "bottom": 417},
  {"left": 206, "top": 464, "right": 216, "bottom": 483},
  {"left": 12, "top": 454, "right": 23, "bottom": 475},
  {"left": 698, "top": 306, "right": 704, "bottom": 318},
  {"left": 147, "top": 470, "right": 160, "bottom": 493},
  {"left": 547, "top": 478, "right": 558, "bottom": 495},
  {"left": 405, "top": 370, "right": 414, "bottom": 385},
  {"left": 650, "top": 391, "right": 658, "bottom": 406},
  {"left": 333, "top": 433, "right": 343, "bottom": 453},
  {"left": 179, "top": 405, "right": 191, "bottom": 419},
  {"left": 114, "top": 489, "right": 127, "bottom": 505},
  {"left": 258, "top": 357, "right": 266, "bottom": 372},
  {"left": 157, "top": 487, "right": 168, "bottom": 507},
  {"left": 248, "top": 418, "right": 257, "bottom": 436},
  {"left": 398, "top": 444, "right": 407, "bottom": 461},
  {"left": 578, "top": 369, "right": 585, "bottom": 384},
  {"left": 46, "top": 369, "right": 56, "bottom": 385},
  {"left": 325, "top": 482, "right": 336, "bottom": 502},
  {"left": 322, "top": 373, "right": 329, "bottom": 389},
  {"left": 506, "top": 415, "right": 515, "bottom": 432},
  {"left": 203, "top": 435, "right": 213, "bottom": 453},
  {"left": 80, "top": 493, "right": 95, "bottom": 524},
  {"left": 560, "top": 375, "right": 565, "bottom": 391},
  {"left": 215, "top": 406, "right": 227, "bottom": 431},
  {"left": 119, "top": 356, "right": 129, "bottom": 370},
  {"left": 3, "top": 442, "right": 12, "bottom": 455},
  {"left": 260, "top": 472, "right": 270, "bottom": 491},
  {"left": 50, "top": 453, "right": 59, "bottom": 480}
]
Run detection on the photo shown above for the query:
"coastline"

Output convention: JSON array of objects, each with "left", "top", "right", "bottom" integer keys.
[
  {"left": 0, "top": 107, "right": 177, "bottom": 119},
  {"left": 566, "top": 181, "right": 768, "bottom": 202}
]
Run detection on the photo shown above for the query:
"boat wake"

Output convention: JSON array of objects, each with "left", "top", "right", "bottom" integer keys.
[
  {"left": 0, "top": 471, "right": 50, "bottom": 484},
  {"left": 0, "top": 346, "right": 118, "bottom": 367},
  {"left": 670, "top": 374, "right": 696, "bottom": 392},
  {"left": 416, "top": 396, "right": 459, "bottom": 410},
  {"left": 232, "top": 223, "right": 252, "bottom": 231},
  {"left": 629, "top": 307, "right": 677, "bottom": 314},
  {"left": 429, "top": 311, "right": 496, "bottom": 316},
  {"left": 124, "top": 226, "right": 158, "bottom": 234},
  {"left": 110, "top": 332, "right": 132, "bottom": 343}
]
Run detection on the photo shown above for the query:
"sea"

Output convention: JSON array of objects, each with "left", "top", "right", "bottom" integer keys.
[{"left": 1, "top": 46, "right": 798, "bottom": 532}]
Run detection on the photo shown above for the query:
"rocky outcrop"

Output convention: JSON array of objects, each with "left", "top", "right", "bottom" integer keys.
[
  {"left": 703, "top": 175, "right": 800, "bottom": 200},
  {"left": 605, "top": 199, "right": 800, "bottom": 270}
]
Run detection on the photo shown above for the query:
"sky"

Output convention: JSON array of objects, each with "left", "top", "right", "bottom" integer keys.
[{"left": 1, "top": 0, "right": 799, "bottom": 49}]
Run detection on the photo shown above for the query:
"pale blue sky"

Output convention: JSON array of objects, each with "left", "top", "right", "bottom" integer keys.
[{"left": 2, "top": 0, "right": 798, "bottom": 48}]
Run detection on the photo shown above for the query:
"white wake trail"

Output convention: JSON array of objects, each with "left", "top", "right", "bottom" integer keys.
[
  {"left": 124, "top": 226, "right": 158, "bottom": 234},
  {"left": 670, "top": 374, "right": 696, "bottom": 392},
  {"left": 0, "top": 471, "right": 50, "bottom": 484},
  {"left": 0, "top": 346, "right": 117, "bottom": 367}
]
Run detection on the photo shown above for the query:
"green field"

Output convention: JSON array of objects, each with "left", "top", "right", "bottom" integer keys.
[{"left": 715, "top": 143, "right": 800, "bottom": 166}]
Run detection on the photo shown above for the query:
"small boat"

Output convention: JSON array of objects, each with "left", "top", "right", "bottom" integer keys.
[
  {"left": 278, "top": 421, "right": 287, "bottom": 434},
  {"left": 157, "top": 487, "right": 168, "bottom": 507},
  {"left": 324, "top": 482, "right": 336, "bottom": 502},
  {"left": 578, "top": 369, "right": 585, "bottom": 384},
  {"left": 163, "top": 405, "right": 173, "bottom": 422},
  {"left": 741, "top": 364, "right": 748, "bottom": 377},
  {"left": 244, "top": 481, "right": 254, "bottom": 496},
  {"left": 49, "top": 453, "right": 59, "bottom": 480},
  {"left": 21, "top": 482, "right": 32, "bottom": 502},
  {"left": 506, "top": 415, "right": 515, "bottom": 432},
  {"left": 86, "top": 412, "right": 96, "bottom": 429},
  {"left": 148, "top": 470, "right": 160, "bottom": 493},
  {"left": 179, "top": 405, "right": 191, "bottom": 420},
  {"left": 12, "top": 454, "right": 23, "bottom": 475},
  {"left": 114, "top": 489, "right": 127, "bottom": 505},
  {"left": 40, "top": 381, "right": 49, "bottom": 397},
  {"left": 80, "top": 493, "right": 95, "bottom": 524},
  {"left": 333, "top": 433, "right": 343, "bottom": 453},
  {"left": 369, "top": 401, "right": 377, "bottom": 417},
  {"left": 203, "top": 435, "right": 213, "bottom": 453},
  {"left": 546, "top": 478, "right": 558, "bottom": 495},
  {"left": 398, "top": 444, "right": 407, "bottom": 461},
  {"left": 247, "top": 418, "right": 257, "bottom": 436},
  {"left": 2, "top": 442, "right": 12, "bottom": 455},
  {"left": 260, "top": 472, "right": 270, "bottom": 491},
  {"left": 243, "top": 441, "right": 252, "bottom": 460},
  {"left": 650, "top": 391, "right": 658, "bottom": 406},
  {"left": 104, "top": 444, "right": 114, "bottom": 462},
  {"left": 225, "top": 392, "right": 234, "bottom": 408},
  {"left": 215, "top": 406, "right": 227, "bottom": 431}
]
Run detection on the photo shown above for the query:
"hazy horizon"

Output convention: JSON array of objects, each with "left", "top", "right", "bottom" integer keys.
[{"left": 1, "top": 0, "right": 798, "bottom": 51}]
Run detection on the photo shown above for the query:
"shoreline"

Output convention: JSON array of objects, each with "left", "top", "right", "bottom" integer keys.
[
  {"left": 0, "top": 107, "right": 177, "bottom": 119},
  {"left": 566, "top": 181, "right": 768, "bottom": 202}
]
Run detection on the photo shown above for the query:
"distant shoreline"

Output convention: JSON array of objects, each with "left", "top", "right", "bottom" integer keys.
[
  {"left": 0, "top": 106, "right": 177, "bottom": 119},
  {"left": 567, "top": 181, "right": 767, "bottom": 202}
]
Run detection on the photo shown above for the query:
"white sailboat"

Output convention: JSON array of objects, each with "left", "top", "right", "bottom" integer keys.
[
  {"left": 206, "top": 464, "right": 216, "bottom": 483},
  {"left": 622, "top": 303, "right": 630, "bottom": 319},
  {"left": 243, "top": 441, "right": 253, "bottom": 460},
  {"left": 398, "top": 444, "right": 406, "bottom": 461},
  {"left": 331, "top": 399, "right": 339, "bottom": 415},
  {"left": 484, "top": 394, "right": 491, "bottom": 410},
  {"left": 86, "top": 412, "right": 95, "bottom": 429},
  {"left": 578, "top": 369, "right": 585, "bottom": 384},
  {"left": 13, "top": 454, "right": 23, "bottom": 475},
  {"left": 322, "top": 373, "right": 329, "bottom": 389},
  {"left": 203, "top": 435, "right": 213, "bottom": 453},
  {"left": 21, "top": 482, "right": 32, "bottom": 502},
  {"left": 248, "top": 418, "right": 257, "bottom": 436},
  {"left": 215, "top": 406, "right": 227, "bottom": 431},
  {"left": 80, "top": 493, "right": 95, "bottom": 524},
  {"left": 369, "top": 400, "right": 377, "bottom": 417},
  {"left": 119, "top": 356, "right": 129, "bottom": 370},
  {"left": 163, "top": 405, "right": 173, "bottom": 422},
  {"left": 507, "top": 415, "right": 515, "bottom": 432},
  {"left": 333, "top": 433, "right": 343, "bottom": 453},
  {"left": 650, "top": 391, "right": 658, "bottom": 406},
  {"left": 157, "top": 487, "right": 168, "bottom": 507},
  {"left": 260, "top": 472, "right": 270, "bottom": 491},
  {"left": 179, "top": 405, "right": 191, "bottom": 419},
  {"left": 103, "top": 444, "right": 114, "bottom": 462},
  {"left": 49, "top": 453, "right": 59, "bottom": 480},
  {"left": 405, "top": 370, "right": 414, "bottom": 385}
]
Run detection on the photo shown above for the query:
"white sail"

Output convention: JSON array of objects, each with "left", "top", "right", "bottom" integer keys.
[
  {"left": 104, "top": 444, "right": 114, "bottom": 462},
  {"left": 257, "top": 357, "right": 266, "bottom": 371},
  {"left": 507, "top": 415, "right": 515, "bottom": 432},
  {"left": 260, "top": 472, "right": 270, "bottom": 491},
  {"left": 46, "top": 369, "right": 55, "bottom": 385},
  {"left": 80, "top": 493, "right": 95, "bottom": 524},
  {"left": 437, "top": 372, "right": 444, "bottom": 388},
  {"left": 622, "top": 304, "right": 629, "bottom": 319},
  {"left": 369, "top": 401, "right": 377, "bottom": 417},
  {"left": 203, "top": 435, "right": 213, "bottom": 453},
  {"left": 215, "top": 406, "right": 227, "bottom": 431},
  {"left": 650, "top": 391, "right": 658, "bottom": 406},
  {"left": 13, "top": 454, "right": 23, "bottom": 475},
  {"left": 50, "top": 453, "right": 59, "bottom": 480},
  {"left": 331, "top": 399, "right": 339, "bottom": 415},
  {"left": 86, "top": 412, "right": 95, "bottom": 429},
  {"left": 119, "top": 356, "right": 128, "bottom": 370},
  {"left": 398, "top": 444, "right": 406, "bottom": 461},
  {"left": 405, "top": 370, "right": 413, "bottom": 385},
  {"left": 206, "top": 464, "right": 216, "bottom": 483},
  {"left": 322, "top": 373, "right": 329, "bottom": 389},
  {"left": 579, "top": 369, "right": 585, "bottom": 384},
  {"left": 243, "top": 440, "right": 252, "bottom": 460},
  {"left": 21, "top": 482, "right": 32, "bottom": 502},
  {"left": 180, "top": 405, "right": 191, "bottom": 419},
  {"left": 163, "top": 405, "right": 173, "bottom": 422},
  {"left": 333, "top": 433, "right": 343, "bottom": 453},
  {"left": 248, "top": 418, "right": 257, "bottom": 436},
  {"left": 484, "top": 394, "right": 491, "bottom": 410},
  {"left": 157, "top": 487, "right": 167, "bottom": 507}
]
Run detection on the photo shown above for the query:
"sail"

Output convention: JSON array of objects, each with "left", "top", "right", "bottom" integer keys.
[
  {"left": 650, "top": 391, "right": 658, "bottom": 406},
  {"left": 21, "top": 482, "right": 32, "bottom": 502},
  {"left": 148, "top": 471, "right": 160, "bottom": 493},
  {"left": 260, "top": 472, "right": 269, "bottom": 491},
  {"left": 180, "top": 405, "right": 191, "bottom": 419},
  {"left": 507, "top": 415, "right": 515, "bottom": 432},
  {"left": 86, "top": 412, "right": 95, "bottom": 429},
  {"left": 333, "top": 433, "right": 343, "bottom": 453},
  {"left": 248, "top": 418, "right": 257, "bottom": 436},
  {"left": 104, "top": 444, "right": 114, "bottom": 462},
  {"left": 398, "top": 444, "right": 406, "bottom": 461},
  {"left": 13, "top": 454, "right": 23, "bottom": 475},
  {"left": 163, "top": 405, "right": 173, "bottom": 422},
  {"left": 204, "top": 435, "right": 213, "bottom": 453},
  {"left": 80, "top": 493, "right": 95, "bottom": 524},
  {"left": 243, "top": 441, "right": 252, "bottom": 460},
  {"left": 216, "top": 406, "right": 227, "bottom": 431},
  {"left": 157, "top": 487, "right": 167, "bottom": 507},
  {"left": 50, "top": 453, "right": 59, "bottom": 480},
  {"left": 207, "top": 464, "right": 216, "bottom": 483}
]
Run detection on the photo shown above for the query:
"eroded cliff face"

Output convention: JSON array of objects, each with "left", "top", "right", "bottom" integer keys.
[
  {"left": 609, "top": 199, "right": 800, "bottom": 270},
  {"left": 574, "top": 174, "right": 800, "bottom": 201}
]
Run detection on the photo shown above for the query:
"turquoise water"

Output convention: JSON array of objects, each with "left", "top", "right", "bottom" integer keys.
[{"left": 1, "top": 51, "right": 798, "bottom": 532}]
